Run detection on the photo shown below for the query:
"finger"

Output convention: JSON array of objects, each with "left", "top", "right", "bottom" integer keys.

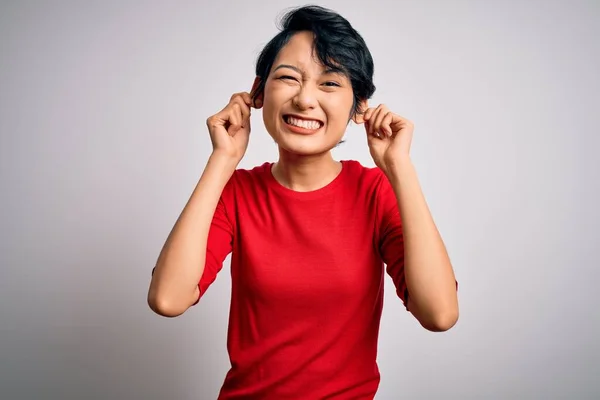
[
  {"left": 381, "top": 112, "right": 394, "bottom": 137},
  {"left": 363, "top": 107, "right": 375, "bottom": 135},
  {"left": 390, "top": 114, "right": 412, "bottom": 133},
  {"left": 228, "top": 103, "right": 243, "bottom": 135},
  {"left": 231, "top": 96, "right": 251, "bottom": 123},
  {"left": 230, "top": 92, "right": 252, "bottom": 110},
  {"left": 239, "top": 92, "right": 253, "bottom": 108},
  {"left": 369, "top": 106, "right": 384, "bottom": 138},
  {"left": 230, "top": 92, "right": 254, "bottom": 116},
  {"left": 230, "top": 92, "right": 250, "bottom": 105},
  {"left": 373, "top": 105, "right": 388, "bottom": 137},
  {"left": 363, "top": 107, "right": 376, "bottom": 123},
  {"left": 248, "top": 88, "right": 263, "bottom": 109},
  {"left": 243, "top": 92, "right": 252, "bottom": 106}
]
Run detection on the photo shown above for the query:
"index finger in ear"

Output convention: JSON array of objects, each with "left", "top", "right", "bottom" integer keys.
[
  {"left": 353, "top": 113, "right": 365, "bottom": 124},
  {"left": 363, "top": 107, "right": 376, "bottom": 122},
  {"left": 240, "top": 92, "right": 253, "bottom": 107},
  {"left": 230, "top": 92, "right": 252, "bottom": 107},
  {"left": 249, "top": 89, "right": 263, "bottom": 109}
]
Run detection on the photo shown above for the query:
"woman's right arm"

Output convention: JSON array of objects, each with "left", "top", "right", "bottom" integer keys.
[
  {"left": 147, "top": 153, "right": 237, "bottom": 317},
  {"left": 147, "top": 91, "right": 256, "bottom": 317}
]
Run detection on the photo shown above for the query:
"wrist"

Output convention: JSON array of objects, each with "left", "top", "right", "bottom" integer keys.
[
  {"left": 385, "top": 156, "right": 413, "bottom": 178},
  {"left": 210, "top": 151, "right": 242, "bottom": 168},
  {"left": 206, "top": 152, "right": 241, "bottom": 180}
]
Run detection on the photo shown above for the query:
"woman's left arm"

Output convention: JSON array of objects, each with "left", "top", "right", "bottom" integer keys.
[
  {"left": 360, "top": 103, "right": 459, "bottom": 332},
  {"left": 386, "top": 158, "right": 458, "bottom": 332}
]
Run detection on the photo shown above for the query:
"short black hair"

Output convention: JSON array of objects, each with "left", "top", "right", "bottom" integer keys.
[{"left": 253, "top": 5, "right": 376, "bottom": 119}]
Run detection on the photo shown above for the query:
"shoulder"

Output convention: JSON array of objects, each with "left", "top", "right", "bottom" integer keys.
[
  {"left": 219, "top": 161, "right": 273, "bottom": 200},
  {"left": 342, "top": 160, "right": 396, "bottom": 218},
  {"left": 231, "top": 161, "right": 272, "bottom": 184},
  {"left": 341, "top": 159, "right": 388, "bottom": 191}
]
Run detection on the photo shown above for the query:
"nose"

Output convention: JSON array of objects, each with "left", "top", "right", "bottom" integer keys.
[{"left": 292, "top": 84, "right": 318, "bottom": 110}]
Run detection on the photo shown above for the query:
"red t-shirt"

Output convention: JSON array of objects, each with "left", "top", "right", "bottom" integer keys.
[{"left": 199, "top": 159, "right": 409, "bottom": 399}]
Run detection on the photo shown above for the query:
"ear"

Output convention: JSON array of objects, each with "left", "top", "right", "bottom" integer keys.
[
  {"left": 351, "top": 99, "right": 369, "bottom": 124},
  {"left": 250, "top": 76, "right": 264, "bottom": 109}
]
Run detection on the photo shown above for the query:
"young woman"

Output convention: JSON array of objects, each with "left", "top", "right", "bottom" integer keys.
[{"left": 148, "top": 5, "right": 458, "bottom": 399}]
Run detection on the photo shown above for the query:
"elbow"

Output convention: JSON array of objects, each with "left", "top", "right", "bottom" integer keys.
[
  {"left": 421, "top": 308, "right": 459, "bottom": 332},
  {"left": 408, "top": 294, "right": 459, "bottom": 332},
  {"left": 147, "top": 291, "right": 190, "bottom": 318}
]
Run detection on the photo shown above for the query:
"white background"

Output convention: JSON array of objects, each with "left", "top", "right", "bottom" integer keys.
[{"left": 1, "top": 0, "right": 598, "bottom": 398}]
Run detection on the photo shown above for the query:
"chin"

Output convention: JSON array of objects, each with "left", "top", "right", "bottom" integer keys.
[{"left": 276, "top": 135, "right": 339, "bottom": 156}]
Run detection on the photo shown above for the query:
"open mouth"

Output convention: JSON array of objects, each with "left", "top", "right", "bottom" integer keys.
[{"left": 283, "top": 115, "right": 324, "bottom": 132}]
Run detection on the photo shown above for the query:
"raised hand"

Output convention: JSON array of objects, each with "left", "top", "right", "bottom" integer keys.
[
  {"left": 206, "top": 92, "right": 258, "bottom": 162},
  {"left": 359, "top": 103, "right": 414, "bottom": 175}
]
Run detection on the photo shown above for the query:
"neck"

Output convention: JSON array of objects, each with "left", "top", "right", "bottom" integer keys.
[{"left": 272, "top": 150, "right": 342, "bottom": 192}]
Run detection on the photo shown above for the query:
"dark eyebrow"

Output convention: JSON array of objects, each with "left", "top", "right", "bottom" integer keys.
[
  {"left": 272, "top": 64, "right": 346, "bottom": 76},
  {"left": 323, "top": 66, "right": 345, "bottom": 75},
  {"left": 273, "top": 64, "right": 304, "bottom": 74}
]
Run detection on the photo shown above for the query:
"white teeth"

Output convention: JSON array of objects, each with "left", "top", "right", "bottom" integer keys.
[{"left": 286, "top": 116, "right": 321, "bottom": 130}]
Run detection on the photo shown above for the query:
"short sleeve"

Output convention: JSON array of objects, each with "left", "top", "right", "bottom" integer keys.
[
  {"left": 376, "top": 172, "right": 409, "bottom": 310},
  {"left": 194, "top": 188, "right": 235, "bottom": 304}
]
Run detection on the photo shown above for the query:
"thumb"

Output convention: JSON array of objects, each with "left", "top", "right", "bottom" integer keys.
[
  {"left": 352, "top": 101, "right": 369, "bottom": 124},
  {"left": 353, "top": 113, "right": 365, "bottom": 124}
]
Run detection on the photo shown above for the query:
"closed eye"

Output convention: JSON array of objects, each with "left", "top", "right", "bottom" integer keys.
[
  {"left": 323, "top": 81, "right": 340, "bottom": 87},
  {"left": 278, "top": 75, "right": 298, "bottom": 81}
]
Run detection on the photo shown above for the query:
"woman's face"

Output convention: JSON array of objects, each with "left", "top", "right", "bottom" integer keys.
[{"left": 260, "top": 31, "right": 357, "bottom": 156}]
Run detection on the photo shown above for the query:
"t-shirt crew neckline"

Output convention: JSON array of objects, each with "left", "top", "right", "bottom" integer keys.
[{"left": 262, "top": 160, "right": 350, "bottom": 200}]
